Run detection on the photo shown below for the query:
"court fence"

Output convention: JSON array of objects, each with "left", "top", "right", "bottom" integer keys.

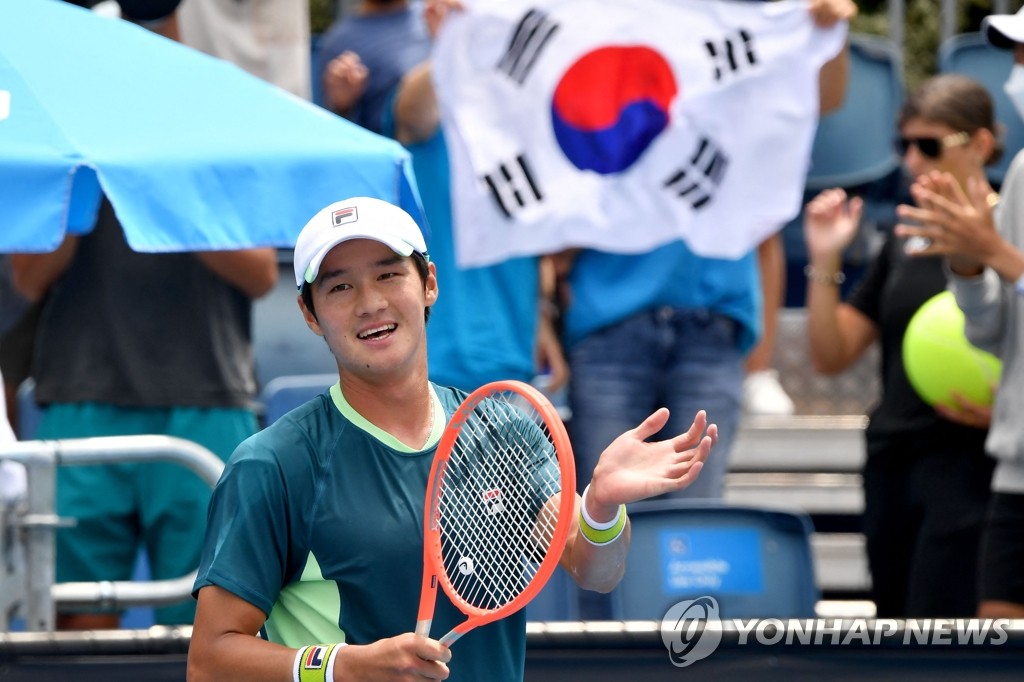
[{"left": 0, "top": 436, "right": 224, "bottom": 632}]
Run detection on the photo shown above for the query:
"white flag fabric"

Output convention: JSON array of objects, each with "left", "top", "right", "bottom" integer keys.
[{"left": 433, "top": 0, "right": 847, "bottom": 267}]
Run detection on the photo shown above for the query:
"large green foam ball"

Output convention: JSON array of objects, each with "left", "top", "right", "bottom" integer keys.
[{"left": 902, "top": 291, "right": 1002, "bottom": 408}]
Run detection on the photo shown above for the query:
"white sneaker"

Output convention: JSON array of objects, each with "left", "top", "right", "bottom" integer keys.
[{"left": 743, "top": 369, "right": 796, "bottom": 416}]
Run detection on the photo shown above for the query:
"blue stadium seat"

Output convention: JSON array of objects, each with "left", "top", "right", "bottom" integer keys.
[
  {"left": 609, "top": 501, "right": 819, "bottom": 620},
  {"left": 251, "top": 256, "right": 337, "bottom": 390},
  {"left": 938, "top": 31, "right": 1024, "bottom": 187},
  {"left": 259, "top": 372, "right": 337, "bottom": 426},
  {"left": 781, "top": 33, "right": 906, "bottom": 306},
  {"left": 805, "top": 33, "right": 905, "bottom": 190}
]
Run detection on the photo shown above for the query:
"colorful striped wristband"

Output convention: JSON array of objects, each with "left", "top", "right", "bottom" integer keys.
[
  {"left": 293, "top": 643, "right": 341, "bottom": 682},
  {"left": 578, "top": 484, "right": 627, "bottom": 546}
]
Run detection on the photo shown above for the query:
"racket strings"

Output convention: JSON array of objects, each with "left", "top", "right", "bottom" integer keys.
[{"left": 437, "top": 390, "right": 563, "bottom": 611}]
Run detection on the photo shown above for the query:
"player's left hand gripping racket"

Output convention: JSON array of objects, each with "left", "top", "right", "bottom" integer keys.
[{"left": 416, "top": 380, "right": 576, "bottom": 645}]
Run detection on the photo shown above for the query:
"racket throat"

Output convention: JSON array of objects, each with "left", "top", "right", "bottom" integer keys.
[{"left": 439, "top": 628, "right": 465, "bottom": 647}]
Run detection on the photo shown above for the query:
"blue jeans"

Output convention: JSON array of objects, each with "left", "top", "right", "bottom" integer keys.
[
  {"left": 567, "top": 307, "right": 744, "bottom": 500},
  {"left": 568, "top": 308, "right": 744, "bottom": 619}
]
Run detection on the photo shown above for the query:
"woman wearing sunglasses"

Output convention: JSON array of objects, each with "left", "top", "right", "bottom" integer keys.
[{"left": 801, "top": 74, "right": 1000, "bottom": 617}]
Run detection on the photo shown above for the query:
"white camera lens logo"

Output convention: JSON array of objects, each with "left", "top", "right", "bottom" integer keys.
[{"left": 660, "top": 596, "right": 722, "bottom": 667}]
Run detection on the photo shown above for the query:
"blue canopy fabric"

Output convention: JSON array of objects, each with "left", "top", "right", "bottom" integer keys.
[{"left": 0, "top": 0, "right": 424, "bottom": 253}]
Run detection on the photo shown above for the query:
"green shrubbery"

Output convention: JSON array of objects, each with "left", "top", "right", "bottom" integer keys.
[
  {"left": 855, "top": 0, "right": 1022, "bottom": 89},
  {"left": 306, "top": 0, "right": 1023, "bottom": 90}
]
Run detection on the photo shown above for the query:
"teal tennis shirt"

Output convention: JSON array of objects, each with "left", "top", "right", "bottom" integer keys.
[{"left": 195, "top": 382, "right": 535, "bottom": 681}]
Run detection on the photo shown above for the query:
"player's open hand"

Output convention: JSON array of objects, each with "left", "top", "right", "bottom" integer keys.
[{"left": 586, "top": 409, "right": 716, "bottom": 517}]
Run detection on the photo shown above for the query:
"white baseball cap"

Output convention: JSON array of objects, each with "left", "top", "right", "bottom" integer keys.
[
  {"left": 293, "top": 196, "right": 428, "bottom": 289},
  {"left": 984, "top": 8, "right": 1024, "bottom": 49}
]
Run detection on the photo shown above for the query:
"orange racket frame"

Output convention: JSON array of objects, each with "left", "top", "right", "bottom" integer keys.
[{"left": 415, "top": 380, "right": 576, "bottom": 645}]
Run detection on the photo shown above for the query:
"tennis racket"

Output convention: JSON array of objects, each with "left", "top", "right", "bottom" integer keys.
[{"left": 415, "top": 379, "right": 576, "bottom": 645}]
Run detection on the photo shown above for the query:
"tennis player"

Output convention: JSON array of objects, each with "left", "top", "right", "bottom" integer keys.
[{"left": 187, "top": 196, "right": 717, "bottom": 682}]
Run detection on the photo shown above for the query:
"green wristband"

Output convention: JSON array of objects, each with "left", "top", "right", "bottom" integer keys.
[
  {"left": 295, "top": 644, "right": 338, "bottom": 682},
  {"left": 579, "top": 485, "right": 627, "bottom": 546}
]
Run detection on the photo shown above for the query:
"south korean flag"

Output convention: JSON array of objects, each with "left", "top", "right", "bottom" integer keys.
[{"left": 433, "top": 0, "right": 847, "bottom": 267}]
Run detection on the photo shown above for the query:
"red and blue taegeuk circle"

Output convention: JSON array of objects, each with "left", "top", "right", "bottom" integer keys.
[{"left": 551, "top": 46, "right": 678, "bottom": 174}]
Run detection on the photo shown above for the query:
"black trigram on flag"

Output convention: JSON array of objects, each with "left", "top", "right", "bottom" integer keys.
[
  {"left": 663, "top": 137, "right": 728, "bottom": 210},
  {"left": 496, "top": 8, "right": 560, "bottom": 85},
  {"left": 704, "top": 29, "right": 757, "bottom": 81},
  {"left": 482, "top": 154, "right": 544, "bottom": 218}
]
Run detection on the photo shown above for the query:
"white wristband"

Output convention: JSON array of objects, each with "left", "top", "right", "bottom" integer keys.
[
  {"left": 581, "top": 484, "right": 622, "bottom": 530},
  {"left": 293, "top": 644, "right": 344, "bottom": 682},
  {"left": 325, "top": 643, "right": 345, "bottom": 682},
  {"left": 293, "top": 647, "right": 305, "bottom": 682},
  {"left": 579, "top": 484, "right": 627, "bottom": 545},
  {"left": 1014, "top": 272, "right": 1024, "bottom": 297}
]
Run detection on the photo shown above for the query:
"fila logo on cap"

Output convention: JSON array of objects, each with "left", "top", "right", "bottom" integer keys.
[{"left": 332, "top": 206, "right": 358, "bottom": 227}]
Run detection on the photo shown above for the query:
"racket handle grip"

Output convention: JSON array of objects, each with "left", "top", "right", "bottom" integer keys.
[{"left": 415, "top": 619, "right": 432, "bottom": 638}]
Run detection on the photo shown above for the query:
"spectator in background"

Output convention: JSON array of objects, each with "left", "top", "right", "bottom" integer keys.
[
  {"left": 314, "top": 0, "right": 430, "bottom": 134},
  {"left": 0, "top": 256, "right": 33, "bottom": 436},
  {"left": 80, "top": 0, "right": 183, "bottom": 38},
  {"left": 743, "top": 234, "right": 798, "bottom": 416},
  {"left": 805, "top": 74, "right": 1000, "bottom": 617},
  {"left": 558, "top": 0, "right": 856, "bottom": 514},
  {"left": 891, "top": 8, "right": 1024, "bottom": 619},
  {"left": 318, "top": 0, "right": 568, "bottom": 395},
  {"left": 0, "top": 258, "right": 27, "bottom": 505},
  {"left": 0, "top": 366, "right": 25, "bottom": 505},
  {"left": 177, "top": 0, "right": 312, "bottom": 99},
  {"left": 9, "top": 1, "right": 278, "bottom": 630},
  {"left": 390, "top": 0, "right": 568, "bottom": 395},
  {"left": 13, "top": 211, "right": 276, "bottom": 631}
]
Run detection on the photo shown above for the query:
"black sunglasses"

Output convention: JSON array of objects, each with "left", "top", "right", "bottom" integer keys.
[{"left": 895, "top": 131, "right": 971, "bottom": 159}]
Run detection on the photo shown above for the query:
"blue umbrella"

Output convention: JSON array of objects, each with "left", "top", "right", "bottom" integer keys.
[{"left": 0, "top": 0, "right": 423, "bottom": 253}]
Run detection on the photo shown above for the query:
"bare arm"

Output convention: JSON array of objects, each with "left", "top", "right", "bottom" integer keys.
[
  {"left": 10, "top": 236, "right": 80, "bottom": 302},
  {"left": 809, "top": 0, "right": 857, "bottom": 114},
  {"left": 806, "top": 271, "right": 877, "bottom": 374},
  {"left": 746, "top": 234, "right": 785, "bottom": 373},
  {"left": 193, "top": 248, "right": 278, "bottom": 299},
  {"left": 188, "top": 585, "right": 453, "bottom": 682},
  {"left": 393, "top": 61, "right": 440, "bottom": 146},
  {"left": 818, "top": 46, "right": 850, "bottom": 115},
  {"left": 392, "top": 0, "right": 466, "bottom": 145},
  {"left": 803, "top": 189, "right": 878, "bottom": 374},
  {"left": 187, "top": 585, "right": 296, "bottom": 682},
  {"left": 558, "top": 495, "right": 631, "bottom": 592},
  {"left": 560, "top": 410, "right": 716, "bottom": 592}
]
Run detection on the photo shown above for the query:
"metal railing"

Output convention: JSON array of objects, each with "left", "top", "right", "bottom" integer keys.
[{"left": 0, "top": 436, "right": 224, "bottom": 632}]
